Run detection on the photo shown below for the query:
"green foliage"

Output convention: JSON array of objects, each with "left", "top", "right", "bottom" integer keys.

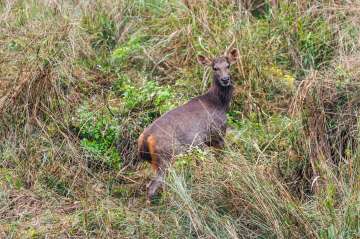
[
  {"left": 0, "top": 169, "right": 23, "bottom": 190},
  {"left": 73, "top": 73, "right": 176, "bottom": 168},
  {"left": 228, "top": 114, "right": 303, "bottom": 160},
  {"left": 124, "top": 81, "right": 173, "bottom": 113},
  {"left": 1, "top": 0, "right": 360, "bottom": 238},
  {"left": 74, "top": 104, "right": 121, "bottom": 170},
  {"left": 112, "top": 35, "right": 147, "bottom": 64},
  {"left": 296, "top": 16, "right": 334, "bottom": 70},
  {"left": 81, "top": 12, "right": 117, "bottom": 52},
  {"left": 114, "top": 76, "right": 176, "bottom": 115},
  {"left": 41, "top": 174, "right": 73, "bottom": 198},
  {"left": 243, "top": 2, "right": 334, "bottom": 74},
  {"left": 266, "top": 3, "right": 334, "bottom": 71}
]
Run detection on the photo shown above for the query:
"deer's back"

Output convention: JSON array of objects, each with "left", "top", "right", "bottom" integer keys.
[{"left": 142, "top": 96, "right": 227, "bottom": 157}]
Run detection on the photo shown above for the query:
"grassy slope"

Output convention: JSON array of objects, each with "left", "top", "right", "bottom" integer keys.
[{"left": 0, "top": 0, "right": 359, "bottom": 238}]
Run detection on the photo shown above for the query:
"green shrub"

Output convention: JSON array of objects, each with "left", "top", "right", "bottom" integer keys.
[
  {"left": 274, "top": 3, "right": 334, "bottom": 71},
  {"left": 114, "top": 76, "right": 176, "bottom": 115},
  {"left": 228, "top": 114, "right": 303, "bottom": 160},
  {"left": 112, "top": 35, "right": 147, "bottom": 64},
  {"left": 81, "top": 12, "right": 117, "bottom": 52},
  {"left": 74, "top": 103, "right": 121, "bottom": 170}
]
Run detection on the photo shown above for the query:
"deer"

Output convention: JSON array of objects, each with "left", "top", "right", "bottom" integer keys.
[{"left": 138, "top": 49, "right": 239, "bottom": 203}]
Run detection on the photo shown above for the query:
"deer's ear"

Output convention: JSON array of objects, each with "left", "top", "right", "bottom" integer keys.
[
  {"left": 197, "top": 55, "right": 212, "bottom": 66},
  {"left": 227, "top": 48, "right": 239, "bottom": 64}
]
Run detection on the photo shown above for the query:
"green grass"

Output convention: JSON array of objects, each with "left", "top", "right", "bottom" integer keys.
[{"left": 1, "top": 0, "right": 360, "bottom": 238}]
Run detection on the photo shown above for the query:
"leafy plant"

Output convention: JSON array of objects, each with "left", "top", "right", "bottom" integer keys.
[
  {"left": 82, "top": 12, "right": 117, "bottom": 52},
  {"left": 112, "top": 35, "right": 147, "bottom": 64},
  {"left": 117, "top": 78, "right": 176, "bottom": 115},
  {"left": 74, "top": 104, "right": 121, "bottom": 170}
]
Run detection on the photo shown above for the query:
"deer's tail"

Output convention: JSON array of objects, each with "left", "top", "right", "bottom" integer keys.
[{"left": 138, "top": 133, "right": 152, "bottom": 162}]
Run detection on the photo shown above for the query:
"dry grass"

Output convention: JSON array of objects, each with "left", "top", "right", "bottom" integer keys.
[{"left": 0, "top": 0, "right": 360, "bottom": 238}]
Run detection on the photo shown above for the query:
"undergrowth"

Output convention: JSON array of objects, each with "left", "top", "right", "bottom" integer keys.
[{"left": 0, "top": 0, "right": 359, "bottom": 238}]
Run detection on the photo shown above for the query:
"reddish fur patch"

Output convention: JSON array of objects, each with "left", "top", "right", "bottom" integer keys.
[
  {"left": 147, "top": 135, "right": 158, "bottom": 171},
  {"left": 138, "top": 133, "right": 145, "bottom": 153}
]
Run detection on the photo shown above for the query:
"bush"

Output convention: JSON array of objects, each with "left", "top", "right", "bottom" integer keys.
[{"left": 74, "top": 103, "right": 121, "bottom": 170}]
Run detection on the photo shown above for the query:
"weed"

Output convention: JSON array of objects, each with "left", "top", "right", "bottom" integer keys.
[{"left": 74, "top": 103, "right": 121, "bottom": 170}]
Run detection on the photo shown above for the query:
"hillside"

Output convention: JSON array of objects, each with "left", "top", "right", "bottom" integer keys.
[{"left": 0, "top": 0, "right": 359, "bottom": 238}]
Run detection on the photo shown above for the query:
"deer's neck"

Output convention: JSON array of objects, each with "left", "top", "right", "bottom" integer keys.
[{"left": 207, "top": 83, "right": 234, "bottom": 111}]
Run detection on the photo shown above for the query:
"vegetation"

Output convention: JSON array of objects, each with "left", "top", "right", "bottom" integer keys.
[{"left": 0, "top": 0, "right": 359, "bottom": 238}]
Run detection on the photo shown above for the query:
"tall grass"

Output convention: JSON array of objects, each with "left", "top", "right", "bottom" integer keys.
[{"left": 0, "top": 0, "right": 359, "bottom": 238}]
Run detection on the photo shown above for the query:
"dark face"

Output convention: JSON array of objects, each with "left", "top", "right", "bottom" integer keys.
[
  {"left": 212, "top": 57, "right": 231, "bottom": 87},
  {"left": 197, "top": 49, "right": 238, "bottom": 88}
]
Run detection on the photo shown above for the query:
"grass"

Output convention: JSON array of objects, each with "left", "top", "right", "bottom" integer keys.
[{"left": 0, "top": 0, "right": 360, "bottom": 238}]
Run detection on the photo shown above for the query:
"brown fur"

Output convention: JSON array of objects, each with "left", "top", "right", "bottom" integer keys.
[
  {"left": 138, "top": 49, "right": 239, "bottom": 203},
  {"left": 147, "top": 135, "right": 158, "bottom": 171},
  {"left": 138, "top": 133, "right": 151, "bottom": 162}
]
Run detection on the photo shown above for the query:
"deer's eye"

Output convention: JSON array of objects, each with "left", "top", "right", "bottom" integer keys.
[{"left": 213, "top": 67, "right": 219, "bottom": 71}]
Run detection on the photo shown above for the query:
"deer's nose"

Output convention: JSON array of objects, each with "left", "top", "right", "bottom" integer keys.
[
  {"left": 222, "top": 76, "right": 230, "bottom": 82},
  {"left": 221, "top": 76, "right": 230, "bottom": 83},
  {"left": 220, "top": 77, "right": 231, "bottom": 86}
]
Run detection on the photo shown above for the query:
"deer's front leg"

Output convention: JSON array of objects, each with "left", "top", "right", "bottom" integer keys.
[
  {"left": 209, "top": 125, "right": 226, "bottom": 149},
  {"left": 209, "top": 137, "right": 225, "bottom": 149}
]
